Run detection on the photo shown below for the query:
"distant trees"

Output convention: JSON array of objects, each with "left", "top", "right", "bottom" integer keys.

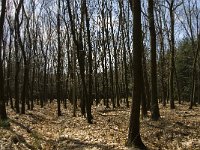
[
  {"left": 155, "top": 1, "right": 167, "bottom": 106},
  {"left": 176, "top": 38, "right": 193, "bottom": 100},
  {"left": 0, "top": 0, "right": 199, "bottom": 136},
  {"left": 67, "top": 0, "right": 93, "bottom": 123},
  {"left": 180, "top": 0, "right": 200, "bottom": 108},
  {"left": 176, "top": 37, "right": 200, "bottom": 104}
]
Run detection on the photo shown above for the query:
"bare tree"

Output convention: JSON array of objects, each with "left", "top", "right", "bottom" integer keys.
[
  {"left": 148, "top": 0, "right": 160, "bottom": 120},
  {"left": 14, "top": 0, "right": 24, "bottom": 113},
  {"left": 127, "top": 0, "right": 147, "bottom": 149},
  {"left": 56, "top": 0, "right": 62, "bottom": 116},
  {"left": 167, "top": 0, "right": 176, "bottom": 109},
  {"left": 67, "top": 0, "right": 92, "bottom": 123}
]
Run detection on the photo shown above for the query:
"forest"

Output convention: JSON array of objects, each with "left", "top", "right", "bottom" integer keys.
[{"left": 0, "top": 0, "right": 200, "bottom": 149}]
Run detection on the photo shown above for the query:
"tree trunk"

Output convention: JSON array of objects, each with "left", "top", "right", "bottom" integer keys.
[
  {"left": 106, "top": 7, "right": 115, "bottom": 108},
  {"left": 30, "top": 63, "right": 35, "bottom": 110},
  {"left": 72, "top": 42, "right": 76, "bottom": 117},
  {"left": 83, "top": 0, "right": 93, "bottom": 123},
  {"left": 0, "top": 0, "right": 7, "bottom": 120},
  {"left": 148, "top": 0, "right": 160, "bottom": 120},
  {"left": 142, "top": 52, "right": 151, "bottom": 110},
  {"left": 7, "top": 33, "right": 13, "bottom": 109},
  {"left": 169, "top": 1, "right": 175, "bottom": 109},
  {"left": 101, "top": 1, "right": 109, "bottom": 108},
  {"left": 127, "top": 0, "right": 147, "bottom": 149},
  {"left": 21, "top": 62, "right": 29, "bottom": 114},
  {"left": 56, "top": 0, "right": 62, "bottom": 116},
  {"left": 141, "top": 43, "right": 147, "bottom": 117},
  {"left": 110, "top": 8, "right": 120, "bottom": 107},
  {"left": 156, "top": 7, "right": 167, "bottom": 106},
  {"left": 94, "top": 45, "right": 99, "bottom": 106},
  {"left": 119, "top": 0, "right": 129, "bottom": 108}
]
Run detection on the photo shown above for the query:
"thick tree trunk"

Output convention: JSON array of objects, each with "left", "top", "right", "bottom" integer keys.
[
  {"left": 0, "top": 0, "right": 7, "bottom": 120},
  {"left": 175, "top": 67, "right": 181, "bottom": 104},
  {"left": 102, "top": 11, "right": 109, "bottom": 108},
  {"left": 106, "top": 9, "right": 115, "bottom": 108},
  {"left": 7, "top": 35, "right": 13, "bottom": 109},
  {"left": 14, "top": 59, "right": 20, "bottom": 113},
  {"left": 142, "top": 52, "right": 151, "bottom": 110},
  {"left": 0, "top": 62, "right": 7, "bottom": 120},
  {"left": 94, "top": 47, "right": 99, "bottom": 106},
  {"left": 72, "top": 42, "right": 76, "bottom": 117},
  {"left": 110, "top": 9, "right": 120, "bottom": 107},
  {"left": 56, "top": 0, "right": 62, "bottom": 116},
  {"left": 42, "top": 45, "right": 47, "bottom": 107},
  {"left": 148, "top": 0, "right": 160, "bottom": 120},
  {"left": 169, "top": 2, "right": 175, "bottom": 109},
  {"left": 141, "top": 44, "right": 147, "bottom": 117},
  {"left": 21, "top": 62, "right": 29, "bottom": 114},
  {"left": 84, "top": 0, "right": 93, "bottom": 123},
  {"left": 127, "top": 0, "right": 147, "bottom": 149},
  {"left": 30, "top": 63, "right": 35, "bottom": 110}
]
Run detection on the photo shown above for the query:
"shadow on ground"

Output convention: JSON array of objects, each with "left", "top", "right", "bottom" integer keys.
[
  {"left": 57, "top": 137, "right": 115, "bottom": 150},
  {"left": 6, "top": 119, "right": 115, "bottom": 150}
]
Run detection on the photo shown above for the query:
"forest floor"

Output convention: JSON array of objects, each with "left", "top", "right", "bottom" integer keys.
[{"left": 0, "top": 101, "right": 200, "bottom": 150}]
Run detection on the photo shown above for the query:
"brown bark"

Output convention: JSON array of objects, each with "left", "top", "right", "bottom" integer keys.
[
  {"left": 148, "top": 0, "right": 160, "bottom": 120},
  {"left": 56, "top": 0, "right": 62, "bottom": 116},
  {"left": 0, "top": 0, "right": 7, "bottom": 120},
  {"left": 127, "top": 0, "right": 147, "bottom": 149}
]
